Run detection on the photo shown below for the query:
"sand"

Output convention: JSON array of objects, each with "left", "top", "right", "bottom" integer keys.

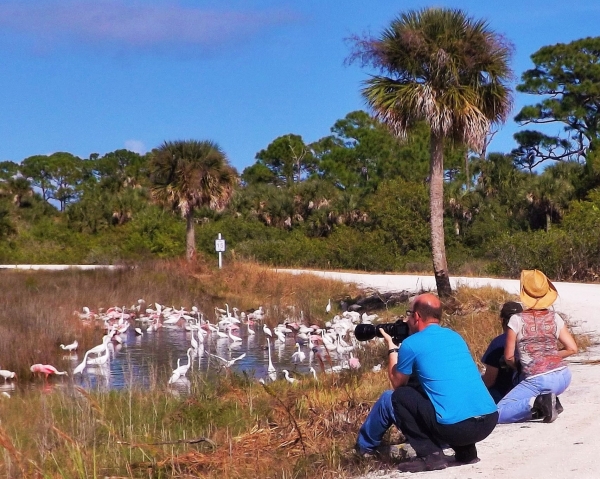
[{"left": 281, "top": 270, "right": 600, "bottom": 479}]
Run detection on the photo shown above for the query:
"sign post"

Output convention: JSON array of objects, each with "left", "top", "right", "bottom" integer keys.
[{"left": 215, "top": 233, "right": 226, "bottom": 269}]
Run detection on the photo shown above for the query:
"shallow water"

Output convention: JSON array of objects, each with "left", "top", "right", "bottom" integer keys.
[{"left": 37, "top": 324, "right": 338, "bottom": 394}]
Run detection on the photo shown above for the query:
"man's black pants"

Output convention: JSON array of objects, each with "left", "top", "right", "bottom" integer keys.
[{"left": 391, "top": 385, "right": 498, "bottom": 460}]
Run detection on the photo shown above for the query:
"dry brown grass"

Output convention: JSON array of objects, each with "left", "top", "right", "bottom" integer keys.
[{"left": 127, "top": 369, "right": 391, "bottom": 479}]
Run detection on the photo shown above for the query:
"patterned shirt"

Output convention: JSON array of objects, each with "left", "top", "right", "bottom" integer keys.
[{"left": 507, "top": 309, "right": 565, "bottom": 378}]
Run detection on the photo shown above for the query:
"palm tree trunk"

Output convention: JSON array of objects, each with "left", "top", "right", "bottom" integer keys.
[
  {"left": 185, "top": 210, "right": 196, "bottom": 262},
  {"left": 430, "top": 132, "right": 453, "bottom": 297}
]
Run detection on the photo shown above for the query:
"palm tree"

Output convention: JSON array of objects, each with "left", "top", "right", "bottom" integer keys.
[
  {"left": 150, "top": 140, "right": 237, "bottom": 261},
  {"left": 353, "top": 8, "right": 512, "bottom": 296}
]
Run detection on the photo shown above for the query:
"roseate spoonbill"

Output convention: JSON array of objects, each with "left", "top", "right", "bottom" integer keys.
[
  {"left": 207, "top": 352, "right": 246, "bottom": 369},
  {"left": 0, "top": 370, "right": 16, "bottom": 382},
  {"left": 30, "top": 364, "right": 68, "bottom": 382},
  {"left": 348, "top": 353, "right": 361, "bottom": 369},
  {"left": 60, "top": 340, "right": 78, "bottom": 352},
  {"left": 282, "top": 369, "right": 297, "bottom": 384}
]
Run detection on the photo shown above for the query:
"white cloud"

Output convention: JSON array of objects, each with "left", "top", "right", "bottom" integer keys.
[
  {"left": 124, "top": 139, "right": 146, "bottom": 154},
  {"left": 0, "top": 0, "right": 300, "bottom": 55}
]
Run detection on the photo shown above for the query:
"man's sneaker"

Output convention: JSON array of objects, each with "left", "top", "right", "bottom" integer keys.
[
  {"left": 556, "top": 396, "right": 564, "bottom": 415},
  {"left": 533, "top": 393, "right": 558, "bottom": 423},
  {"left": 423, "top": 452, "right": 448, "bottom": 471},
  {"left": 397, "top": 452, "right": 447, "bottom": 473},
  {"left": 454, "top": 444, "right": 479, "bottom": 464}
]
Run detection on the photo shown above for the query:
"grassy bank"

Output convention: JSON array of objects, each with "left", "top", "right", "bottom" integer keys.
[{"left": 0, "top": 259, "right": 588, "bottom": 478}]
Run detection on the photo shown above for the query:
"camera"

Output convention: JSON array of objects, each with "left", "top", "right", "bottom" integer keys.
[{"left": 354, "top": 320, "right": 410, "bottom": 346}]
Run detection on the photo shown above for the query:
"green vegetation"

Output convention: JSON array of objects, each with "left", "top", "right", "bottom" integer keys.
[{"left": 1, "top": 14, "right": 600, "bottom": 285}]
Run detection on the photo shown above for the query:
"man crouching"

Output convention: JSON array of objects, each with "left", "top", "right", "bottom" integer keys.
[{"left": 356, "top": 293, "right": 498, "bottom": 471}]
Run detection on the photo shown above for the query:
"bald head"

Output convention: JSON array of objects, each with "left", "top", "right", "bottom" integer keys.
[{"left": 413, "top": 293, "right": 442, "bottom": 322}]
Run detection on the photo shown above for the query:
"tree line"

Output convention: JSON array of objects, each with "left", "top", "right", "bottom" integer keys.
[{"left": 1, "top": 9, "right": 600, "bottom": 291}]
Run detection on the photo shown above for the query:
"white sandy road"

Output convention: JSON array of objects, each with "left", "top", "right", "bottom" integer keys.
[{"left": 279, "top": 269, "right": 600, "bottom": 479}]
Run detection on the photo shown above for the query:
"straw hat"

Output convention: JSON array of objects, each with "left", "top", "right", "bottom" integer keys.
[{"left": 520, "top": 269, "right": 558, "bottom": 309}]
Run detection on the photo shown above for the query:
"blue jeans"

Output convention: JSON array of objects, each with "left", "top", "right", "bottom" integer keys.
[
  {"left": 356, "top": 390, "right": 397, "bottom": 452},
  {"left": 497, "top": 367, "right": 571, "bottom": 423}
]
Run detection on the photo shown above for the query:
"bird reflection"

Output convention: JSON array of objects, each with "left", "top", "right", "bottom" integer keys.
[{"left": 168, "top": 377, "right": 191, "bottom": 396}]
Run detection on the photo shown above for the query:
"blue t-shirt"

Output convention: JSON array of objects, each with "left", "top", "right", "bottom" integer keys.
[{"left": 397, "top": 324, "right": 497, "bottom": 425}]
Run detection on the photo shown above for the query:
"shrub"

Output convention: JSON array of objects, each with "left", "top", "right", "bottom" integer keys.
[{"left": 487, "top": 229, "right": 600, "bottom": 281}]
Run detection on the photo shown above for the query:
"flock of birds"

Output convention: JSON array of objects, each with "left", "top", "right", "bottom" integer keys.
[{"left": 0, "top": 299, "right": 385, "bottom": 397}]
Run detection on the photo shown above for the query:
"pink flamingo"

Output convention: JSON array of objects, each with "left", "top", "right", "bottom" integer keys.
[{"left": 30, "top": 364, "right": 68, "bottom": 382}]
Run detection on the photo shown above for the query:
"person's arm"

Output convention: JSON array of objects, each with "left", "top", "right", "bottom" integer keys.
[
  {"left": 481, "top": 365, "right": 499, "bottom": 387},
  {"left": 504, "top": 328, "right": 518, "bottom": 369},
  {"left": 558, "top": 326, "right": 578, "bottom": 359},
  {"left": 380, "top": 328, "right": 410, "bottom": 389}
]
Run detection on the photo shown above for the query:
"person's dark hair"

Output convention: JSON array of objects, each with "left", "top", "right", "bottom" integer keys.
[
  {"left": 500, "top": 301, "right": 523, "bottom": 328},
  {"left": 414, "top": 301, "right": 442, "bottom": 322}
]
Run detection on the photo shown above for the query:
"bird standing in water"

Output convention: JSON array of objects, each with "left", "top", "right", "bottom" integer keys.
[
  {"left": 30, "top": 364, "right": 68, "bottom": 382},
  {"left": 282, "top": 369, "right": 297, "bottom": 384},
  {"left": 0, "top": 370, "right": 16, "bottom": 382},
  {"left": 60, "top": 340, "right": 78, "bottom": 352}
]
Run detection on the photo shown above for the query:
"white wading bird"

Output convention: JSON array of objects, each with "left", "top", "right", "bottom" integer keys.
[
  {"left": 60, "top": 340, "right": 79, "bottom": 352},
  {"left": 0, "top": 370, "right": 16, "bottom": 382},
  {"left": 207, "top": 352, "right": 246, "bottom": 369},
  {"left": 282, "top": 369, "right": 297, "bottom": 384},
  {"left": 168, "top": 348, "right": 193, "bottom": 384}
]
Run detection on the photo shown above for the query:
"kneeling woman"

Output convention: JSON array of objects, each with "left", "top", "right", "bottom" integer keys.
[{"left": 498, "top": 270, "right": 578, "bottom": 423}]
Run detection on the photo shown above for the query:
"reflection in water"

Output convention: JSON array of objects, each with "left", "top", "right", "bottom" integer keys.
[
  {"left": 18, "top": 320, "right": 358, "bottom": 395},
  {"left": 68, "top": 326, "right": 328, "bottom": 392}
]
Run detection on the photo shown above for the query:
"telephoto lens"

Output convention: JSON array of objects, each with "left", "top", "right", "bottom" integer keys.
[
  {"left": 354, "top": 323, "right": 378, "bottom": 341},
  {"left": 354, "top": 320, "right": 410, "bottom": 345}
]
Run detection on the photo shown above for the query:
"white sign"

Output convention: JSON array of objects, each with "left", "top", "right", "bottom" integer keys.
[{"left": 215, "top": 239, "right": 226, "bottom": 252}]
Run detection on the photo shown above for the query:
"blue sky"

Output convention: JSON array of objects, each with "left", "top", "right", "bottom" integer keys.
[{"left": 0, "top": 0, "right": 598, "bottom": 173}]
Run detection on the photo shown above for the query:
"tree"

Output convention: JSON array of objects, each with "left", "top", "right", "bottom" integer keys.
[
  {"left": 20, "top": 155, "right": 54, "bottom": 206},
  {"left": 250, "top": 134, "right": 317, "bottom": 186},
  {"left": 313, "top": 111, "right": 433, "bottom": 191},
  {"left": 513, "top": 37, "right": 600, "bottom": 170},
  {"left": 93, "top": 149, "right": 150, "bottom": 192},
  {"left": 150, "top": 140, "right": 238, "bottom": 261},
  {"left": 20, "top": 152, "right": 83, "bottom": 211},
  {"left": 350, "top": 7, "right": 513, "bottom": 296},
  {"left": 47, "top": 152, "right": 83, "bottom": 211},
  {"left": 526, "top": 164, "right": 576, "bottom": 231},
  {"left": 367, "top": 178, "right": 430, "bottom": 254}
]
